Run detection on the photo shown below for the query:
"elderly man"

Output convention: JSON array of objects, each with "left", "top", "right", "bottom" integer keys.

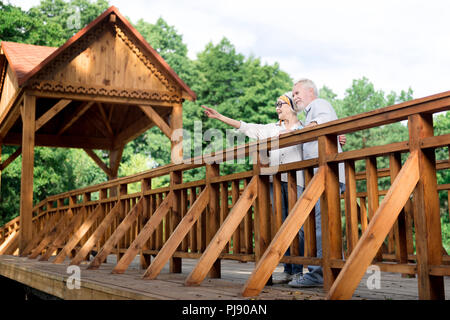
[{"left": 288, "top": 78, "right": 346, "bottom": 288}]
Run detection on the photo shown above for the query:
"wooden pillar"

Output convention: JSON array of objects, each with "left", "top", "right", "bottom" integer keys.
[
  {"left": 140, "top": 178, "right": 152, "bottom": 268},
  {"left": 206, "top": 164, "right": 221, "bottom": 278},
  {"left": 408, "top": 114, "right": 444, "bottom": 299},
  {"left": 253, "top": 150, "right": 271, "bottom": 264},
  {"left": 318, "top": 134, "right": 342, "bottom": 291},
  {"left": 19, "top": 94, "right": 36, "bottom": 253},
  {"left": 170, "top": 103, "right": 183, "bottom": 273}
]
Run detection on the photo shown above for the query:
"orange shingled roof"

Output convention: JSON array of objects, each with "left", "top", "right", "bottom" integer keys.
[
  {"left": 0, "top": 6, "right": 196, "bottom": 101},
  {"left": 1, "top": 42, "right": 57, "bottom": 84}
]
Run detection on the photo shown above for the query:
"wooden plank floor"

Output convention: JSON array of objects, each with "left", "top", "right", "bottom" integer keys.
[{"left": 0, "top": 255, "right": 449, "bottom": 300}]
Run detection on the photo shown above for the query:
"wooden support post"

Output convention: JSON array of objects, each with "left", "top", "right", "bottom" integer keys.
[
  {"left": 344, "top": 160, "right": 359, "bottom": 255},
  {"left": 318, "top": 134, "right": 342, "bottom": 291},
  {"left": 19, "top": 94, "right": 36, "bottom": 253},
  {"left": 169, "top": 103, "right": 183, "bottom": 272},
  {"left": 253, "top": 154, "right": 272, "bottom": 264},
  {"left": 409, "top": 114, "right": 445, "bottom": 300},
  {"left": 140, "top": 178, "right": 152, "bottom": 269},
  {"left": 206, "top": 164, "right": 221, "bottom": 278}
]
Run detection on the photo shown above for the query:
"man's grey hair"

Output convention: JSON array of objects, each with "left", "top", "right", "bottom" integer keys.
[{"left": 294, "top": 78, "right": 318, "bottom": 97}]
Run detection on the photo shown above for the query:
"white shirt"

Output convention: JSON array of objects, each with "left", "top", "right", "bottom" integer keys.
[
  {"left": 238, "top": 121, "right": 304, "bottom": 187},
  {"left": 303, "top": 98, "right": 346, "bottom": 184}
]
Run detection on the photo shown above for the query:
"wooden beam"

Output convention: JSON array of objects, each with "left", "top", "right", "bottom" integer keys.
[
  {"left": 0, "top": 147, "right": 21, "bottom": 171},
  {"left": 113, "top": 115, "right": 152, "bottom": 149},
  {"left": 53, "top": 204, "right": 103, "bottom": 264},
  {"left": 409, "top": 114, "right": 445, "bottom": 300},
  {"left": 0, "top": 93, "right": 23, "bottom": 141},
  {"left": 112, "top": 192, "right": 174, "bottom": 274},
  {"left": 143, "top": 186, "right": 210, "bottom": 280},
  {"left": 19, "top": 93, "right": 35, "bottom": 253},
  {"left": 83, "top": 149, "right": 113, "bottom": 178},
  {"left": 185, "top": 177, "right": 257, "bottom": 286},
  {"left": 35, "top": 99, "right": 72, "bottom": 132},
  {"left": 109, "top": 145, "right": 124, "bottom": 179},
  {"left": 326, "top": 150, "right": 419, "bottom": 300},
  {"left": 70, "top": 201, "right": 121, "bottom": 266},
  {"left": 241, "top": 169, "right": 324, "bottom": 297},
  {"left": 139, "top": 105, "right": 172, "bottom": 138},
  {"left": 57, "top": 101, "right": 94, "bottom": 135},
  {"left": 88, "top": 198, "right": 144, "bottom": 270},
  {"left": 4, "top": 132, "right": 113, "bottom": 149},
  {"left": 97, "top": 103, "right": 114, "bottom": 136}
]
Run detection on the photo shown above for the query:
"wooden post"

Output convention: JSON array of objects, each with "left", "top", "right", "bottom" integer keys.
[
  {"left": 253, "top": 152, "right": 271, "bottom": 264},
  {"left": 19, "top": 94, "right": 36, "bottom": 253},
  {"left": 140, "top": 178, "right": 152, "bottom": 268},
  {"left": 408, "top": 114, "right": 445, "bottom": 300},
  {"left": 390, "top": 153, "right": 408, "bottom": 269},
  {"left": 205, "top": 164, "right": 221, "bottom": 278},
  {"left": 366, "top": 156, "right": 383, "bottom": 261},
  {"left": 170, "top": 102, "right": 183, "bottom": 273},
  {"left": 318, "top": 134, "right": 342, "bottom": 291},
  {"left": 344, "top": 160, "right": 359, "bottom": 255}
]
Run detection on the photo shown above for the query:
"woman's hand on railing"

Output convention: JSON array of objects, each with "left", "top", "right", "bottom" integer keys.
[{"left": 339, "top": 134, "right": 346, "bottom": 146}]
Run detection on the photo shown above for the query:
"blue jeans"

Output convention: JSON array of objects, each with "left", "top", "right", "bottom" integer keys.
[
  {"left": 299, "top": 182, "right": 346, "bottom": 282},
  {"left": 270, "top": 182, "right": 304, "bottom": 275}
]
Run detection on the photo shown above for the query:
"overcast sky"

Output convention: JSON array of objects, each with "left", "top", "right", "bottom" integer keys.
[{"left": 9, "top": 0, "right": 450, "bottom": 99}]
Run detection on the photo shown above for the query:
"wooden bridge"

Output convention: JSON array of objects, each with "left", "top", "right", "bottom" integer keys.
[{"left": 0, "top": 6, "right": 449, "bottom": 300}]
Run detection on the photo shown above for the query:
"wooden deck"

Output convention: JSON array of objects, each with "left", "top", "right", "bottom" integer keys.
[{"left": 0, "top": 255, "right": 448, "bottom": 300}]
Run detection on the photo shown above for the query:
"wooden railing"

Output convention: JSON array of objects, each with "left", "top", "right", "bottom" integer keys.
[{"left": 1, "top": 90, "right": 450, "bottom": 299}]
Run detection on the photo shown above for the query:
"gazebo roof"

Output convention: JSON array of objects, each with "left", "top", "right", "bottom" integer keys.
[{"left": 0, "top": 6, "right": 194, "bottom": 153}]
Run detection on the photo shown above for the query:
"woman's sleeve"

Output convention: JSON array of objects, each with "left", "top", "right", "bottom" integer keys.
[{"left": 238, "top": 121, "right": 273, "bottom": 140}]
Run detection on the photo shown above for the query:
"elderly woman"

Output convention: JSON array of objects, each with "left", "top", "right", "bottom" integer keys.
[{"left": 202, "top": 93, "right": 305, "bottom": 283}]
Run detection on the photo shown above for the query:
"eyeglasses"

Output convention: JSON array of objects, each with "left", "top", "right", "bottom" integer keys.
[{"left": 275, "top": 102, "right": 287, "bottom": 109}]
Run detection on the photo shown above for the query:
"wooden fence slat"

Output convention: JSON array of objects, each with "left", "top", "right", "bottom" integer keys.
[
  {"left": 70, "top": 201, "right": 120, "bottom": 266},
  {"left": 344, "top": 159, "right": 359, "bottom": 255},
  {"left": 88, "top": 197, "right": 144, "bottom": 270},
  {"left": 143, "top": 187, "right": 210, "bottom": 280},
  {"left": 112, "top": 192, "right": 173, "bottom": 274},
  {"left": 53, "top": 204, "right": 103, "bottom": 264},
  {"left": 326, "top": 150, "right": 419, "bottom": 300},
  {"left": 184, "top": 177, "right": 258, "bottom": 286},
  {"left": 241, "top": 168, "right": 325, "bottom": 297}
]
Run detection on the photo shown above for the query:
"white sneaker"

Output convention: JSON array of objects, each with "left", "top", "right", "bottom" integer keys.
[{"left": 272, "top": 272, "right": 293, "bottom": 284}]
